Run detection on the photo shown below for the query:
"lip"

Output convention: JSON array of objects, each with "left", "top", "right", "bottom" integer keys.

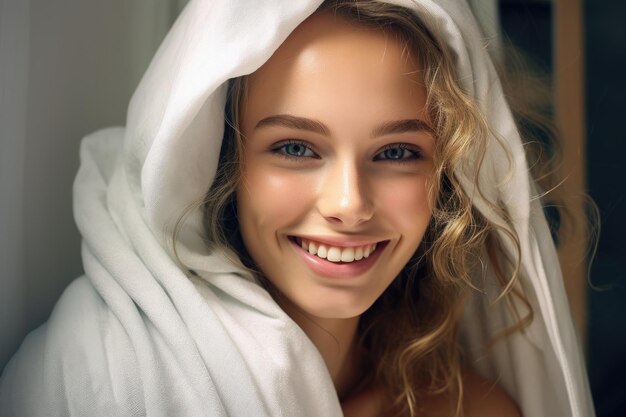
[
  {"left": 288, "top": 236, "right": 389, "bottom": 279},
  {"left": 293, "top": 234, "right": 382, "bottom": 248}
]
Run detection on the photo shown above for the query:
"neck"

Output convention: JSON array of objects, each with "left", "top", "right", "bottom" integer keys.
[{"left": 280, "top": 301, "right": 362, "bottom": 398}]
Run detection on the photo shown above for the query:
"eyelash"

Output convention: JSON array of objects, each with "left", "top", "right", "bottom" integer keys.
[
  {"left": 374, "top": 144, "right": 422, "bottom": 163},
  {"left": 270, "top": 140, "right": 319, "bottom": 161},
  {"left": 270, "top": 140, "right": 422, "bottom": 163}
]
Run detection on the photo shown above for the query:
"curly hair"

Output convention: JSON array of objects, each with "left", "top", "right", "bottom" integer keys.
[{"left": 197, "top": 1, "right": 542, "bottom": 415}]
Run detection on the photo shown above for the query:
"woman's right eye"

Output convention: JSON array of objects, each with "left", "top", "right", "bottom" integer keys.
[{"left": 271, "top": 140, "right": 318, "bottom": 159}]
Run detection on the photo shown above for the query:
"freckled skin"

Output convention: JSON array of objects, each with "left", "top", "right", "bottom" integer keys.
[{"left": 237, "top": 12, "right": 435, "bottom": 321}]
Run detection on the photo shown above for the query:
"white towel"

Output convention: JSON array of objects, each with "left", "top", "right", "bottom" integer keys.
[{"left": 0, "top": 1, "right": 594, "bottom": 416}]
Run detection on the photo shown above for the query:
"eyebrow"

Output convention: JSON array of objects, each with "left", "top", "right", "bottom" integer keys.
[
  {"left": 255, "top": 114, "right": 434, "bottom": 137},
  {"left": 372, "top": 118, "right": 434, "bottom": 137},
  {"left": 255, "top": 114, "right": 330, "bottom": 135}
]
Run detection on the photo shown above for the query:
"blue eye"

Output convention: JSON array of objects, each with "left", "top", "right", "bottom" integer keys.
[
  {"left": 272, "top": 140, "right": 318, "bottom": 159},
  {"left": 374, "top": 144, "right": 421, "bottom": 162}
]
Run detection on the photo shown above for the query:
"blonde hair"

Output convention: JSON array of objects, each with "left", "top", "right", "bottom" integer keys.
[{"left": 197, "top": 1, "right": 545, "bottom": 415}]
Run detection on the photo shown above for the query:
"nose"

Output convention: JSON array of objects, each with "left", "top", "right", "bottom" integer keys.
[{"left": 317, "top": 159, "right": 374, "bottom": 227}]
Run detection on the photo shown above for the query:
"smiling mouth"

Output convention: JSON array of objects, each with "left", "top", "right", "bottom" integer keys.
[{"left": 289, "top": 236, "right": 387, "bottom": 264}]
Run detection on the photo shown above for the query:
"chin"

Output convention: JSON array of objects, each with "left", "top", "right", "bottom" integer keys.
[{"left": 293, "top": 290, "right": 377, "bottom": 320}]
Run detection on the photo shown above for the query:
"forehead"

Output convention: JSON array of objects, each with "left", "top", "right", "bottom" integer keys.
[{"left": 242, "top": 12, "right": 429, "bottom": 131}]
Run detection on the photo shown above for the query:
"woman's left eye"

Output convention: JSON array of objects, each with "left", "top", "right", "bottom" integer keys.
[{"left": 374, "top": 144, "right": 421, "bottom": 162}]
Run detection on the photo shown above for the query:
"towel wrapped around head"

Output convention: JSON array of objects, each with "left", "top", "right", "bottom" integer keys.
[{"left": 0, "top": 1, "right": 594, "bottom": 416}]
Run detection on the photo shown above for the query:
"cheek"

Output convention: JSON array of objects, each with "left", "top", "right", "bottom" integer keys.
[
  {"left": 238, "top": 164, "right": 317, "bottom": 230},
  {"left": 376, "top": 175, "right": 432, "bottom": 233}
]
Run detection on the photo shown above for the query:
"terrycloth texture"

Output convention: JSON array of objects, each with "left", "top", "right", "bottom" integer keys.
[{"left": 0, "top": 1, "right": 594, "bottom": 416}]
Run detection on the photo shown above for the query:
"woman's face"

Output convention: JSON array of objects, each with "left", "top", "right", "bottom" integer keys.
[{"left": 237, "top": 13, "right": 435, "bottom": 320}]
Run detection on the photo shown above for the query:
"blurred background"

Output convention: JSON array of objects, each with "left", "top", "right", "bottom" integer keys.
[
  {"left": 495, "top": 1, "right": 626, "bottom": 416},
  {"left": 1, "top": 0, "right": 624, "bottom": 415}
]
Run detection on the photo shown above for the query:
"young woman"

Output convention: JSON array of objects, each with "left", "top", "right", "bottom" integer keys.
[{"left": 0, "top": 1, "right": 594, "bottom": 416}]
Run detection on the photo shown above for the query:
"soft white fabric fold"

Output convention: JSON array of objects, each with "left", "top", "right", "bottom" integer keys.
[{"left": 1, "top": 0, "right": 594, "bottom": 416}]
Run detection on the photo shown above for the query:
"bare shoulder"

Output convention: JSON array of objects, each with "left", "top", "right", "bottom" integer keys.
[
  {"left": 342, "top": 369, "right": 521, "bottom": 417},
  {"left": 461, "top": 369, "right": 522, "bottom": 417},
  {"left": 341, "top": 384, "right": 387, "bottom": 417}
]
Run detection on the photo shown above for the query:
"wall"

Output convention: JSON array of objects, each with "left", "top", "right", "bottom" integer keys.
[{"left": 0, "top": 0, "right": 184, "bottom": 370}]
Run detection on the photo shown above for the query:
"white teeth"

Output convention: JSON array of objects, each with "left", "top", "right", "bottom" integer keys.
[
  {"left": 341, "top": 247, "right": 355, "bottom": 262},
  {"left": 369, "top": 243, "right": 376, "bottom": 256},
  {"left": 297, "top": 238, "right": 380, "bottom": 263},
  {"left": 327, "top": 247, "right": 341, "bottom": 262},
  {"left": 317, "top": 244, "right": 328, "bottom": 259}
]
